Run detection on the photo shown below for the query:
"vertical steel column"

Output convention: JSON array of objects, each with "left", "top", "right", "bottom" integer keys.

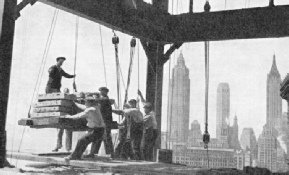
[{"left": 0, "top": 0, "right": 17, "bottom": 168}]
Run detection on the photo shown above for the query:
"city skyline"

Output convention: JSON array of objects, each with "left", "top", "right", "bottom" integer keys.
[{"left": 5, "top": 0, "right": 289, "bottom": 155}]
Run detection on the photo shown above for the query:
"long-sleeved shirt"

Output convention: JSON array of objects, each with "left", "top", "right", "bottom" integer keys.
[
  {"left": 120, "top": 108, "right": 143, "bottom": 125},
  {"left": 46, "top": 65, "right": 74, "bottom": 89},
  {"left": 97, "top": 96, "right": 113, "bottom": 124},
  {"left": 67, "top": 105, "right": 105, "bottom": 128},
  {"left": 143, "top": 111, "right": 157, "bottom": 129}
]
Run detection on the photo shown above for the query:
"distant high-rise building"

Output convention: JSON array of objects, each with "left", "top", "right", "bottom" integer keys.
[
  {"left": 258, "top": 55, "right": 283, "bottom": 172},
  {"left": 266, "top": 55, "right": 282, "bottom": 130},
  {"left": 216, "top": 83, "right": 230, "bottom": 144},
  {"left": 240, "top": 128, "right": 257, "bottom": 152},
  {"left": 228, "top": 115, "right": 241, "bottom": 150},
  {"left": 167, "top": 53, "right": 190, "bottom": 144},
  {"left": 189, "top": 120, "right": 202, "bottom": 140}
]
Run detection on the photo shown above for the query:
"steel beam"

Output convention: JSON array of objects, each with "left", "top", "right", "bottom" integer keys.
[{"left": 37, "top": 1, "right": 289, "bottom": 43}]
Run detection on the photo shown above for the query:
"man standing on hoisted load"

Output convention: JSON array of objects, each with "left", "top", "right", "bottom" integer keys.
[
  {"left": 45, "top": 57, "right": 76, "bottom": 152},
  {"left": 46, "top": 57, "right": 75, "bottom": 93}
]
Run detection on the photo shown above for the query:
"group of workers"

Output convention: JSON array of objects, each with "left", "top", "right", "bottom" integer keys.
[{"left": 45, "top": 57, "right": 158, "bottom": 161}]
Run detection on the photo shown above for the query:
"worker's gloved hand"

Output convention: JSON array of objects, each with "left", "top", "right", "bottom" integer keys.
[{"left": 109, "top": 99, "right": 115, "bottom": 105}]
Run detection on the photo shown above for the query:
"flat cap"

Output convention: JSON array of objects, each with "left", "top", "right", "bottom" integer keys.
[
  {"left": 143, "top": 102, "right": 153, "bottom": 109},
  {"left": 99, "top": 87, "right": 109, "bottom": 92},
  {"left": 56, "top": 57, "right": 66, "bottom": 62}
]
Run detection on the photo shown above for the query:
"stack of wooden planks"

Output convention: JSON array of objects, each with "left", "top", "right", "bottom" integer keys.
[
  {"left": 18, "top": 93, "right": 89, "bottom": 131},
  {"left": 31, "top": 93, "right": 77, "bottom": 118}
]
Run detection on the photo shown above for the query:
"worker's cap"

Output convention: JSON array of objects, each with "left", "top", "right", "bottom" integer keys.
[
  {"left": 128, "top": 99, "right": 137, "bottom": 104},
  {"left": 56, "top": 57, "right": 66, "bottom": 62},
  {"left": 143, "top": 102, "right": 153, "bottom": 110},
  {"left": 79, "top": 92, "right": 86, "bottom": 99},
  {"left": 99, "top": 87, "right": 109, "bottom": 92},
  {"left": 123, "top": 103, "right": 131, "bottom": 109},
  {"left": 85, "top": 93, "right": 96, "bottom": 101}
]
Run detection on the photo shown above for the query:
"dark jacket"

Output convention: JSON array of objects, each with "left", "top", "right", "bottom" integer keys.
[
  {"left": 98, "top": 96, "right": 113, "bottom": 125},
  {"left": 46, "top": 65, "right": 74, "bottom": 89}
]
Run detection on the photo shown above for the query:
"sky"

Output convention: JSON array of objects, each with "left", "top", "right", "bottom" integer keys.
[{"left": 4, "top": 0, "right": 289, "bottom": 153}]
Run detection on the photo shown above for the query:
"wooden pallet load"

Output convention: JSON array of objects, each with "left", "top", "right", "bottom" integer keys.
[{"left": 18, "top": 93, "right": 89, "bottom": 131}]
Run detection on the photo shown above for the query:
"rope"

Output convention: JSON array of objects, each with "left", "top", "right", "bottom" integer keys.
[
  {"left": 10, "top": 15, "right": 28, "bottom": 161},
  {"left": 29, "top": 9, "right": 59, "bottom": 118},
  {"left": 73, "top": 16, "right": 79, "bottom": 93},
  {"left": 138, "top": 39, "right": 140, "bottom": 93},
  {"left": 99, "top": 25, "right": 107, "bottom": 87},
  {"left": 112, "top": 32, "right": 122, "bottom": 109},
  {"left": 204, "top": 40, "right": 210, "bottom": 168},
  {"left": 17, "top": 9, "right": 59, "bottom": 165},
  {"left": 124, "top": 37, "right": 136, "bottom": 104}
]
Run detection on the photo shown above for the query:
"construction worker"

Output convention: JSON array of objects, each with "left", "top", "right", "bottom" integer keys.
[
  {"left": 46, "top": 57, "right": 75, "bottom": 152},
  {"left": 114, "top": 103, "right": 133, "bottom": 160},
  {"left": 84, "top": 87, "right": 115, "bottom": 158},
  {"left": 112, "top": 99, "right": 143, "bottom": 160},
  {"left": 64, "top": 94, "right": 105, "bottom": 160},
  {"left": 46, "top": 57, "right": 75, "bottom": 93},
  {"left": 138, "top": 90, "right": 158, "bottom": 161}
]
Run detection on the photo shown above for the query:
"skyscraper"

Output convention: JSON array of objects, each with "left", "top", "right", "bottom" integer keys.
[
  {"left": 266, "top": 55, "right": 282, "bottom": 130},
  {"left": 240, "top": 128, "right": 257, "bottom": 150},
  {"left": 167, "top": 53, "right": 190, "bottom": 144},
  {"left": 240, "top": 128, "right": 258, "bottom": 158},
  {"left": 228, "top": 115, "right": 241, "bottom": 150},
  {"left": 216, "top": 83, "right": 230, "bottom": 143},
  {"left": 258, "top": 55, "right": 283, "bottom": 172}
]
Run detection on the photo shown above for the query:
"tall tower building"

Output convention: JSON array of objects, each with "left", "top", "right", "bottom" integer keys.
[
  {"left": 216, "top": 83, "right": 230, "bottom": 142},
  {"left": 266, "top": 55, "right": 282, "bottom": 129},
  {"left": 258, "top": 55, "right": 282, "bottom": 172},
  {"left": 228, "top": 115, "right": 241, "bottom": 150},
  {"left": 167, "top": 53, "right": 190, "bottom": 144},
  {"left": 240, "top": 128, "right": 258, "bottom": 158}
]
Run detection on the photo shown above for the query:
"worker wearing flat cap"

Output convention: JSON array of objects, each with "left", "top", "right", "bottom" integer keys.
[
  {"left": 138, "top": 90, "right": 158, "bottom": 161},
  {"left": 46, "top": 57, "right": 76, "bottom": 94},
  {"left": 112, "top": 99, "right": 143, "bottom": 160},
  {"left": 83, "top": 87, "right": 115, "bottom": 159},
  {"left": 64, "top": 94, "right": 105, "bottom": 160},
  {"left": 46, "top": 57, "right": 76, "bottom": 152}
]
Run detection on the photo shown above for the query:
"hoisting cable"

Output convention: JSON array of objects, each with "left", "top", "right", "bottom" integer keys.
[
  {"left": 124, "top": 37, "right": 136, "bottom": 104},
  {"left": 29, "top": 9, "right": 59, "bottom": 117},
  {"left": 112, "top": 31, "right": 122, "bottom": 110},
  {"left": 99, "top": 25, "right": 107, "bottom": 87},
  {"left": 203, "top": 0, "right": 211, "bottom": 169},
  {"left": 136, "top": 39, "right": 140, "bottom": 109},
  {"left": 17, "top": 8, "right": 59, "bottom": 165},
  {"left": 73, "top": 16, "right": 79, "bottom": 93}
]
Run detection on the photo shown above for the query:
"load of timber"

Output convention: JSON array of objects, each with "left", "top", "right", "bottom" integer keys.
[{"left": 18, "top": 92, "right": 88, "bottom": 131}]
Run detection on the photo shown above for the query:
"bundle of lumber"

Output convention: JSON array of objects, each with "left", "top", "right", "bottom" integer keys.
[
  {"left": 18, "top": 93, "right": 89, "bottom": 130},
  {"left": 31, "top": 93, "right": 77, "bottom": 118}
]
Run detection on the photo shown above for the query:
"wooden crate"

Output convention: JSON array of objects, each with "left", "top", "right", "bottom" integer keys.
[
  {"left": 37, "top": 93, "right": 76, "bottom": 101},
  {"left": 30, "top": 112, "right": 69, "bottom": 118},
  {"left": 33, "top": 100, "right": 73, "bottom": 108},
  {"left": 33, "top": 106, "right": 72, "bottom": 113}
]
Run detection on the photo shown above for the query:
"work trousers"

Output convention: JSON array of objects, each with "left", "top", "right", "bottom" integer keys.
[
  {"left": 45, "top": 87, "right": 70, "bottom": 150},
  {"left": 70, "top": 128, "right": 104, "bottom": 159},
  {"left": 114, "top": 128, "right": 130, "bottom": 158},
  {"left": 120, "top": 121, "right": 143, "bottom": 160},
  {"left": 90, "top": 127, "right": 114, "bottom": 155},
  {"left": 141, "top": 128, "right": 158, "bottom": 161}
]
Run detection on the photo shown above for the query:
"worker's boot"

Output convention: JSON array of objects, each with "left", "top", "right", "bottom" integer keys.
[
  {"left": 82, "top": 154, "right": 95, "bottom": 159},
  {"left": 52, "top": 143, "right": 62, "bottom": 152}
]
